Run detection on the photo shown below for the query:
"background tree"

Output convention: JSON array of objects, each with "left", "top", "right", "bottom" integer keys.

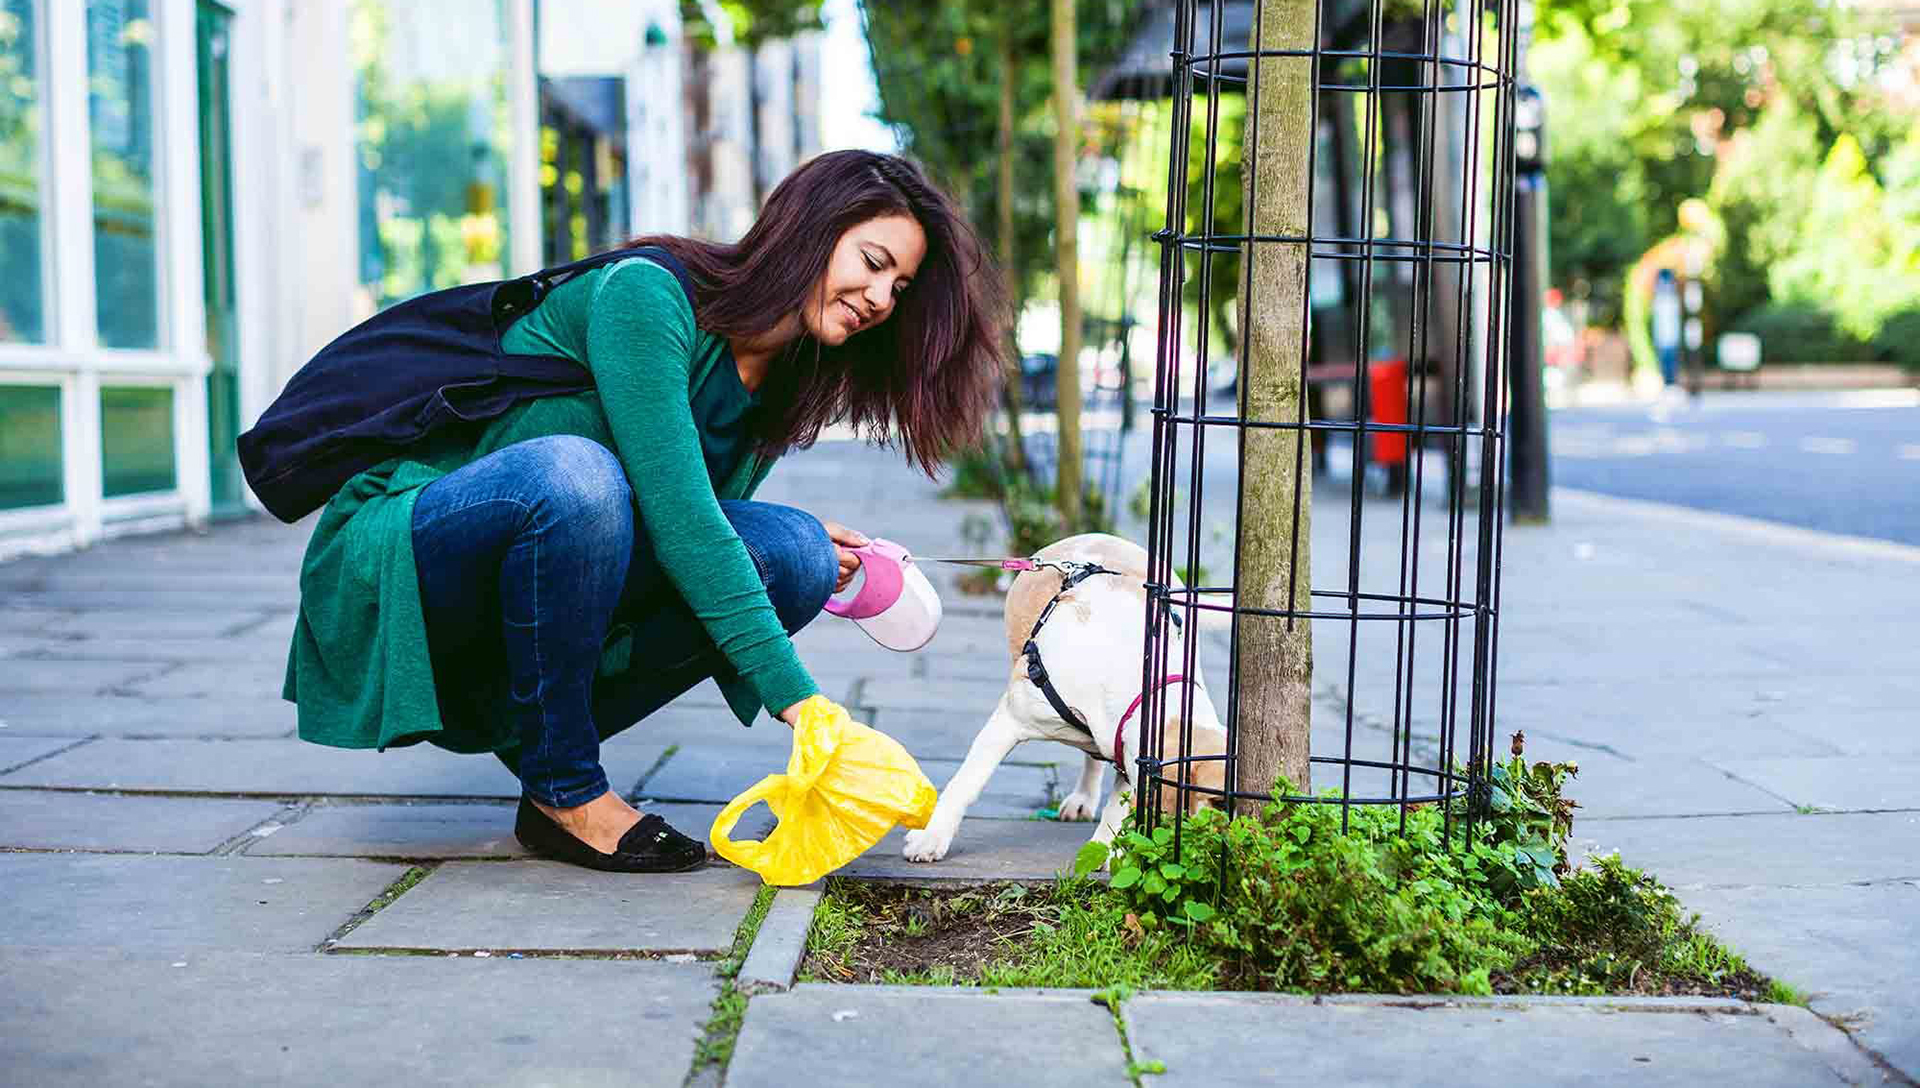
[
  {"left": 861, "top": 0, "right": 1137, "bottom": 512},
  {"left": 1533, "top": 0, "right": 1912, "bottom": 361}
]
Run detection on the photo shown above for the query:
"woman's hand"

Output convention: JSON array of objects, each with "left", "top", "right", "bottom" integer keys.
[{"left": 821, "top": 521, "right": 870, "bottom": 593}]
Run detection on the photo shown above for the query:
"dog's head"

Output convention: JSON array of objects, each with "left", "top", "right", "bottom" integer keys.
[{"left": 1147, "top": 684, "right": 1231, "bottom": 816}]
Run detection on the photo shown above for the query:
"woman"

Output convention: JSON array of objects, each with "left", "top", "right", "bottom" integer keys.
[{"left": 285, "top": 151, "right": 1003, "bottom": 873}]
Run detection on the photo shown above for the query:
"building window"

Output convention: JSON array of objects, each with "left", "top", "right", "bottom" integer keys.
[
  {"left": 351, "top": 0, "right": 513, "bottom": 309},
  {"left": 100, "top": 384, "right": 174, "bottom": 496},
  {"left": 0, "top": 384, "right": 61, "bottom": 509},
  {"left": 87, "top": 0, "right": 163, "bottom": 350},
  {"left": 0, "top": 0, "right": 45, "bottom": 344}
]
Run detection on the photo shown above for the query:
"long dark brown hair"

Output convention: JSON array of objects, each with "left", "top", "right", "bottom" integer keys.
[{"left": 626, "top": 150, "right": 1005, "bottom": 476}]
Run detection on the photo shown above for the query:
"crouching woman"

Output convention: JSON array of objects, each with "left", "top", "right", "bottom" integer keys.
[{"left": 284, "top": 151, "right": 1002, "bottom": 872}]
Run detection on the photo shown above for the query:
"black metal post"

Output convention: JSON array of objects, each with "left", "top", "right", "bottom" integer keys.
[{"left": 1507, "top": 85, "right": 1550, "bottom": 523}]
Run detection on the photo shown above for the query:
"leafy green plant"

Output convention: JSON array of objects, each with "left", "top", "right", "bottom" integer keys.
[
  {"left": 1472, "top": 733, "right": 1580, "bottom": 892},
  {"left": 813, "top": 736, "right": 1787, "bottom": 1002}
]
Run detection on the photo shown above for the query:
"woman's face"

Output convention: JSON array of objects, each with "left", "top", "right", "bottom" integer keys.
[{"left": 803, "top": 213, "right": 928, "bottom": 347}]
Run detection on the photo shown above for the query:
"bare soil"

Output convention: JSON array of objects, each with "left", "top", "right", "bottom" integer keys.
[
  {"left": 806, "top": 880, "right": 1779, "bottom": 1001},
  {"left": 801, "top": 882, "right": 1067, "bottom": 983}
]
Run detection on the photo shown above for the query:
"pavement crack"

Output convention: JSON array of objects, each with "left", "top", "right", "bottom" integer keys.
[
  {"left": 628, "top": 744, "right": 681, "bottom": 801},
  {"left": 218, "top": 611, "right": 283, "bottom": 638},
  {"left": 216, "top": 799, "right": 317, "bottom": 856},
  {"left": 0, "top": 735, "right": 98, "bottom": 776},
  {"left": 1707, "top": 764, "right": 1804, "bottom": 811},
  {"left": 1528, "top": 730, "right": 1636, "bottom": 761},
  {"left": 99, "top": 660, "right": 184, "bottom": 696}
]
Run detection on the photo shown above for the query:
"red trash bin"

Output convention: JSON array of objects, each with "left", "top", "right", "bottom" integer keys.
[{"left": 1366, "top": 357, "right": 1409, "bottom": 466}]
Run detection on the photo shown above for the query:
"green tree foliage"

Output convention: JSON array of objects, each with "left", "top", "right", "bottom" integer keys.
[
  {"left": 1532, "top": 0, "right": 1906, "bottom": 328},
  {"left": 1703, "top": 98, "right": 1822, "bottom": 324},
  {"left": 859, "top": 0, "right": 1137, "bottom": 304},
  {"left": 1771, "top": 134, "right": 1920, "bottom": 343},
  {"left": 680, "top": 0, "right": 824, "bottom": 49}
]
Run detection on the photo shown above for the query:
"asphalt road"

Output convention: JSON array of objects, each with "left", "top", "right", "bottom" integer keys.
[{"left": 1549, "top": 389, "right": 1920, "bottom": 546}]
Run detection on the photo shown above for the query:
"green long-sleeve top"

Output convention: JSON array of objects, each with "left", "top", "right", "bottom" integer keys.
[{"left": 284, "top": 256, "right": 820, "bottom": 754}]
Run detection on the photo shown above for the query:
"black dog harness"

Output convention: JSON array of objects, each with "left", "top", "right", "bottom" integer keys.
[
  {"left": 1020, "top": 559, "right": 1121, "bottom": 734},
  {"left": 1018, "top": 560, "right": 1190, "bottom": 770}
]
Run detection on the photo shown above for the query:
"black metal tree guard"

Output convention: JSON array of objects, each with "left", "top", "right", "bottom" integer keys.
[{"left": 1136, "top": 0, "right": 1518, "bottom": 838}]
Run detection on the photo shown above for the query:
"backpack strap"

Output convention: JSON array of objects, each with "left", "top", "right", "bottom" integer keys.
[{"left": 520, "top": 246, "right": 698, "bottom": 314}]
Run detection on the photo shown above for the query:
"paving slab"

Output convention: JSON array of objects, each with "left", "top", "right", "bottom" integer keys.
[
  {"left": 1684, "top": 881, "right": 1920, "bottom": 1080},
  {"left": 914, "top": 652, "right": 1025, "bottom": 683},
  {"left": 39, "top": 608, "right": 276, "bottom": 640},
  {"left": 0, "top": 692, "right": 296, "bottom": 736},
  {"left": 0, "top": 734, "right": 80, "bottom": 773},
  {"left": 335, "top": 859, "right": 763, "bottom": 953},
  {"left": 0, "top": 949, "right": 715, "bottom": 1088},
  {"left": 1121, "top": 993, "right": 1875, "bottom": 1088},
  {"left": 1709, "top": 756, "right": 1920, "bottom": 812},
  {"left": 248, "top": 800, "right": 734, "bottom": 859},
  {"left": 840, "top": 815, "right": 1099, "bottom": 882},
  {"left": 0, "top": 606, "right": 69, "bottom": 634},
  {"left": 853, "top": 677, "right": 1006, "bottom": 715},
  {"left": 0, "top": 854, "right": 407, "bottom": 952},
  {"left": 0, "top": 588, "right": 300, "bottom": 611},
  {"left": 1577, "top": 811, "right": 1920, "bottom": 888},
  {"left": 6, "top": 635, "right": 282, "bottom": 663},
  {"left": 0, "top": 789, "right": 286, "bottom": 853},
  {"left": 121, "top": 659, "right": 296, "bottom": 698},
  {"left": 1518, "top": 741, "right": 1796, "bottom": 819},
  {"left": 638, "top": 746, "right": 1058, "bottom": 817},
  {"left": 728, "top": 985, "right": 1132, "bottom": 1088},
  {"left": 0, "top": 736, "right": 667, "bottom": 799},
  {"left": 0, "top": 657, "right": 168, "bottom": 693}
]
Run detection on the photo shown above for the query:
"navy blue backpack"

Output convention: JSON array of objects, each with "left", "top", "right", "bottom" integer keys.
[{"left": 237, "top": 247, "right": 695, "bottom": 523}]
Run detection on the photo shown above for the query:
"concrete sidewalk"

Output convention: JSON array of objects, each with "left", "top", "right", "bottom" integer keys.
[{"left": 1, "top": 433, "right": 1914, "bottom": 1086}]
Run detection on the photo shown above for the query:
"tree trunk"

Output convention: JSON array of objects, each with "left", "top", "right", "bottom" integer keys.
[
  {"left": 1050, "top": 0, "right": 1083, "bottom": 526},
  {"left": 1233, "top": 0, "right": 1316, "bottom": 809},
  {"left": 997, "top": 23, "right": 1029, "bottom": 479}
]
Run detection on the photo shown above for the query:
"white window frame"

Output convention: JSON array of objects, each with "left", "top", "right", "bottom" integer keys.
[{"left": 0, "top": 0, "right": 211, "bottom": 552}]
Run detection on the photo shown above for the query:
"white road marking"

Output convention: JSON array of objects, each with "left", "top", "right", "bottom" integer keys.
[
  {"left": 1799, "top": 436, "right": 1857, "bottom": 455},
  {"left": 1721, "top": 431, "right": 1766, "bottom": 449}
]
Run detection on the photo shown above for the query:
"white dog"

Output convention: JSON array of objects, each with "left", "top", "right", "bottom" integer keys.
[{"left": 903, "top": 533, "right": 1229, "bottom": 863}]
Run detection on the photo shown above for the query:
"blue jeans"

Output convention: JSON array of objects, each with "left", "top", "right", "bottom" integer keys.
[{"left": 410, "top": 435, "right": 837, "bottom": 807}]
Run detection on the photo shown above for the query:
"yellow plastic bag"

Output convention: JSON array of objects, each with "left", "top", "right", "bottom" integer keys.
[{"left": 709, "top": 695, "right": 937, "bottom": 886}]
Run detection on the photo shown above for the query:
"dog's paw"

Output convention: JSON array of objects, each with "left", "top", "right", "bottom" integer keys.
[
  {"left": 1057, "top": 791, "right": 1100, "bottom": 821},
  {"left": 902, "top": 827, "right": 952, "bottom": 862}
]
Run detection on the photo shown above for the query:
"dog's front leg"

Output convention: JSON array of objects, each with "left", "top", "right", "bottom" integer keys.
[
  {"left": 904, "top": 694, "right": 1028, "bottom": 862},
  {"left": 1090, "top": 781, "right": 1130, "bottom": 851},
  {"left": 1057, "top": 753, "right": 1105, "bottom": 821}
]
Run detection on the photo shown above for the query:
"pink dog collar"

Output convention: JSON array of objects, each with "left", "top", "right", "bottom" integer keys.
[{"left": 1113, "top": 674, "right": 1193, "bottom": 775}]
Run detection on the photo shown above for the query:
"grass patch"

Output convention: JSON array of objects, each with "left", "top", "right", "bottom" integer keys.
[
  {"left": 686, "top": 883, "right": 777, "bottom": 1084},
  {"left": 319, "top": 863, "right": 434, "bottom": 949}
]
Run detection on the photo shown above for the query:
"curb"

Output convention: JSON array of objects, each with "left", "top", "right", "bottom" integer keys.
[{"left": 736, "top": 884, "right": 822, "bottom": 994}]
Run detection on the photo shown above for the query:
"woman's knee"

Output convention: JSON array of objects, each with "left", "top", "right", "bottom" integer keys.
[
  {"left": 516, "top": 436, "right": 632, "bottom": 535},
  {"left": 728, "top": 503, "right": 838, "bottom": 633}
]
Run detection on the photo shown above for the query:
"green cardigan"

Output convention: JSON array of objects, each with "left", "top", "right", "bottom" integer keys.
[{"left": 283, "top": 257, "right": 820, "bottom": 754}]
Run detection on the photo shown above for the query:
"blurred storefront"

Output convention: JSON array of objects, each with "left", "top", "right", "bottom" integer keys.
[{"left": 0, "top": 0, "right": 819, "bottom": 557}]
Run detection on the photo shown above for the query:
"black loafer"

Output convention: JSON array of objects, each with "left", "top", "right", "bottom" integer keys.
[{"left": 514, "top": 797, "right": 707, "bottom": 873}]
